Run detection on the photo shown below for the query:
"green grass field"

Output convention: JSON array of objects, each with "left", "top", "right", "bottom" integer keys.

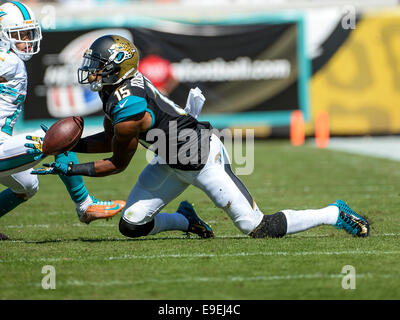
[{"left": 1, "top": 140, "right": 400, "bottom": 300}]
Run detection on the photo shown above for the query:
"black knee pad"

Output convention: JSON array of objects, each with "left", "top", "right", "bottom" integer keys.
[
  {"left": 249, "top": 212, "right": 287, "bottom": 238},
  {"left": 119, "top": 218, "right": 155, "bottom": 238}
]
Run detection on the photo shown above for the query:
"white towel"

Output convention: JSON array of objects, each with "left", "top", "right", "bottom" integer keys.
[{"left": 184, "top": 87, "right": 205, "bottom": 119}]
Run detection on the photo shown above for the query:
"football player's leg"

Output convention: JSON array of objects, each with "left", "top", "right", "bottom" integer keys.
[
  {"left": 0, "top": 169, "right": 39, "bottom": 218},
  {"left": 0, "top": 130, "right": 44, "bottom": 178},
  {"left": 194, "top": 161, "right": 264, "bottom": 235},
  {"left": 54, "top": 152, "right": 89, "bottom": 205},
  {"left": 196, "top": 135, "right": 369, "bottom": 238},
  {"left": 196, "top": 165, "right": 332, "bottom": 238},
  {"left": 280, "top": 200, "right": 369, "bottom": 237},
  {"left": 247, "top": 201, "right": 369, "bottom": 238},
  {"left": 0, "top": 133, "right": 41, "bottom": 220},
  {"left": 119, "top": 161, "right": 191, "bottom": 238},
  {"left": 0, "top": 188, "right": 26, "bottom": 218},
  {"left": 193, "top": 134, "right": 263, "bottom": 235},
  {"left": 54, "top": 151, "right": 125, "bottom": 223}
]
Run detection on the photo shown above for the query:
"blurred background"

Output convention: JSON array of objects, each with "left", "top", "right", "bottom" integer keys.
[{"left": 4, "top": 0, "right": 400, "bottom": 140}]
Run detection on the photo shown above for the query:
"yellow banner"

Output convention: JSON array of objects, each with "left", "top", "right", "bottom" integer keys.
[{"left": 310, "top": 9, "right": 400, "bottom": 135}]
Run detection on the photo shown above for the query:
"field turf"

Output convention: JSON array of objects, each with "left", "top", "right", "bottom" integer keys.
[{"left": 1, "top": 140, "right": 400, "bottom": 300}]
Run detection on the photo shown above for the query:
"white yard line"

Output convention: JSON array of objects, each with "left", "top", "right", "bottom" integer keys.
[
  {"left": 1, "top": 250, "right": 400, "bottom": 264},
  {"left": 2, "top": 272, "right": 391, "bottom": 289},
  {"left": 30, "top": 273, "right": 383, "bottom": 288},
  {"left": 1, "top": 223, "right": 115, "bottom": 228}
]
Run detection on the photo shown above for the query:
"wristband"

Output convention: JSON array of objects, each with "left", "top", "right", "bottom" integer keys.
[{"left": 68, "top": 162, "right": 96, "bottom": 177}]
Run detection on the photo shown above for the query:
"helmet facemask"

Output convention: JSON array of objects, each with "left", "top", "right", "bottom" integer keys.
[
  {"left": 0, "top": 1, "right": 42, "bottom": 62},
  {"left": 77, "top": 49, "right": 121, "bottom": 92},
  {"left": 1, "top": 22, "right": 41, "bottom": 61}
]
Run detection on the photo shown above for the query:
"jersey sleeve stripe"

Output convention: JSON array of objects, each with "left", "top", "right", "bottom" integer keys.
[
  {"left": 1, "top": 104, "right": 22, "bottom": 135},
  {"left": 0, "top": 84, "right": 18, "bottom": 97}
]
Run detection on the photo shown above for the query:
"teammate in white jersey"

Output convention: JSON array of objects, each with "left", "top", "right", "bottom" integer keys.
[{"left": 0, "top": 1, "right": 125, "bottom": 240}]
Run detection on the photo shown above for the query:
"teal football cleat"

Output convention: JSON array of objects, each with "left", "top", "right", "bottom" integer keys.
[
  {"left": 330, "top": 200, "right": 370, "bottom": 237},
  {"left": 177, "top": 201, "right": 214, "bottom": 238}
]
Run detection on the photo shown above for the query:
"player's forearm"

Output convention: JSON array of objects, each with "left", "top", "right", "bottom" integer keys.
[
  {"left": 67, "top": 155, "right": 133, "bottom": 177},
  {"left": 93, "top": 158, "right": 128, "bottom": 177},
  {"left": 65, "top": 159, "right": 121, "bottom": 177},
  {"left": 69, "top": 120, "right": 139, "bottom": 176},
  {"left": 71, "top": 131, "right": 112, "bottom": 153}
]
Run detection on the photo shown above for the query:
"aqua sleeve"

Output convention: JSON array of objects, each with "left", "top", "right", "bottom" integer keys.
[{"left": 112, "top": 96, "right": 147, "bottom": 125}]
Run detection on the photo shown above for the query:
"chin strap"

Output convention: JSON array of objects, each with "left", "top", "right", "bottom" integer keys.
[
  {"left": 113, "top": 67, "right": 136, "bottom": 86},
  {"left": 89, "top": 67, "right": 137, "bottom": 92}
]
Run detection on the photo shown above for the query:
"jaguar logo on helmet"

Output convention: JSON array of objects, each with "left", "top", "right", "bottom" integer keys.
[{"left": 108, "top": 43, "right": 134, "bottom": 65}]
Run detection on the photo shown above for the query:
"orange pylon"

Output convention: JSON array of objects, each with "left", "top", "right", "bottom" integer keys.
[
  {"left": 290, "top": 110, "right": 305, "bottom": 146},
  {"left": 315, "top": 111, "right": 330, "bottom": 148}
]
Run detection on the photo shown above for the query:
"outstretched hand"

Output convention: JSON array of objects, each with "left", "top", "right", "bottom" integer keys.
[
  {"left": 25, "top": 124, "right": 49, "bottom": 161},
  {"left": 31, "top": 162, "right": 70, "bottom": 176}
]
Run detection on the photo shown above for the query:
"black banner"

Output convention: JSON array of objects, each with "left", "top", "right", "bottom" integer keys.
[{"left": 25, "top": 22, "right": 306, "bottom": 128}]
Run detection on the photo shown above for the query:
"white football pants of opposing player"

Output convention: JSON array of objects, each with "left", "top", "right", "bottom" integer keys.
[
  {"left": 0, "top": 130, "right": 44, "bottom": 198},
  {"left": 122, "top": 133, "right": 264, "bottom": 234}
]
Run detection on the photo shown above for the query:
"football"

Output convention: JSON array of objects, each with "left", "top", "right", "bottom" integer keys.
[{"left": 42, "top": 116, "right": 84, "bottom": 155}]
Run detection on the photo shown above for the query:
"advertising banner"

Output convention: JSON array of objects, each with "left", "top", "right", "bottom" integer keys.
[
  {"left": 310, "top": 9, "right": 400, "bottom": 135},
  {"left": 22, "top": 16, "right": 309, "bottom": 130}
]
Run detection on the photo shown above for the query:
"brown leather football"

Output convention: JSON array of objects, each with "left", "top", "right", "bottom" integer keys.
[{"left": 42, "top": 116, "right": 84, "bottom": 155}]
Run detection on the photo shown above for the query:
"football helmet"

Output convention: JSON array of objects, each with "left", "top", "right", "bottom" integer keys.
[
  {"left": 77, "top": 35, "right": 139, "bottom": 92},
  {"left": 0, "top": 1, "right": 42, "bottom": 61}
]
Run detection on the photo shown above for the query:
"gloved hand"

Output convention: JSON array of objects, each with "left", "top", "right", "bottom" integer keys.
[
  {"left": 25, "top": 124, "right": 49, "bottom": 161},
  {"left": 31, "top": 161, "right": 70, "bottom": 176}
]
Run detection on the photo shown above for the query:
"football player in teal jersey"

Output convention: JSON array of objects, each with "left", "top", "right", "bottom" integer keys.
[{"left": 33, "top": 35, "right": 370, "bottom": 240}]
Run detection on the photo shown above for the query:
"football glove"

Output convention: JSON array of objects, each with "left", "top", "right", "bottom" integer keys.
[
  {"left": 31, "top": 161, "right": 70, "bottom": 176},
  {"left": 25, "top": 124, "right": 49, "bottom": 161}
]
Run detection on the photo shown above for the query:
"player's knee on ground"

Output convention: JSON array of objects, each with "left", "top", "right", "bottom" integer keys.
[
  {"left": 249, "top": 212, "right": 287, "bottom": 238},
  {"left": 119, "top": 218, "right": 155, "bottom": 238}
]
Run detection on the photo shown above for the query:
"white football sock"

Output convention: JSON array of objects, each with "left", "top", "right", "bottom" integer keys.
[
  {"left": 282, "top": 205, "right": 339, "bottom": 234},
  {"left": 75, "top": 195, "right": 93, "bottom": 216},
  {"left": 149, "top": 212, "right": 189, "bottom": 235}
]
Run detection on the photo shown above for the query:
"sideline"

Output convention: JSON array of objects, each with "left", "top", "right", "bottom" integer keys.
[{"left": 313, "top": 136, "right": 400, "bottom": 161}]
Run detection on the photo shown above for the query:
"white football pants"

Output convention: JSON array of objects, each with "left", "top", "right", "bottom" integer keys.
[
  {"left": 0, "top": 130, "right": 44, "bottom": 197},
  {"left": 122, "top": 134, "right": 264, "bottom": 234}
]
